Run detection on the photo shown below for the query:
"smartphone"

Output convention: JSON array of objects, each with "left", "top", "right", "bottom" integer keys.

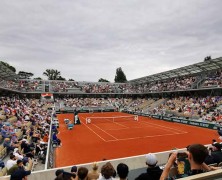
[{"left": 177, "top": 152, "right": 188, "bottom": 159}]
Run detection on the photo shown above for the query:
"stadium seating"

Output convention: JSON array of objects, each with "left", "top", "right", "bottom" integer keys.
[{"left": 0, "top": 58, "right": 222, "bottom": 179}]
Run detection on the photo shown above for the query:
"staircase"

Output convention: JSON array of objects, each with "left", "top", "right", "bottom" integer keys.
[
  {"left": 193, "top": 74, "right": 207, "bottom": 89},
  {"left": 144, "top": 98, "right": 166, "bottom": 113}
]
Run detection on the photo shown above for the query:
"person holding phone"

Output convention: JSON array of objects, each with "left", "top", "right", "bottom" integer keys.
[{"left": 160, "top": 144, "right": 218, "bottom": 180}]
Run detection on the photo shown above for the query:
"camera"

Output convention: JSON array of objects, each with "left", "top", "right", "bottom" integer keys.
[{"left": 177, "top": 152, "right": 188, "bottom": 159}]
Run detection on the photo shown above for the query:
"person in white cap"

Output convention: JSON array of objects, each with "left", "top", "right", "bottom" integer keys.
[
  {"left": 13, "top": 148, "right": 24, "bottom": 160},
  {"left": 135, "top": 153, "right": 163, "bottom": 180}
]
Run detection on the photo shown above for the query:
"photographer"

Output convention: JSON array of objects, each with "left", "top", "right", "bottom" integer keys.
[{"left": 160, "top": 144, "right": 217, "bottom": 180}]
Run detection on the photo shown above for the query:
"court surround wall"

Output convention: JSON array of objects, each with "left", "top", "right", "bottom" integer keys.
[
  {"left": 2, "top": 147, "right": 222, "bottom": 180},
  {"left": 125, "top": 111, "right": 221, "bottom": 130}
]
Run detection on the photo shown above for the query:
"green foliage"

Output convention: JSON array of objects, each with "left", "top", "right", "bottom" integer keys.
[
  {"left": 34, "top": 77, "right": 42, "bottom": 80},
  {"left": 98, "top": 78, "right": 109, "bottom": 82},
  {"left": 57, "top": 76, "right": 66, "bottom": 80},
  {"left": 43, "top": 69, "right": 62, "bottom": 80},
  {"left": 204, "top": 56, "right": 211, "bottom": 61},
  {"left": 0, "top": 61, "right": 16, "bottom": 72},
  {"left": 18, "top": 71, "right": 34, "bottom": 79},
  {"left": 114, "top": 67, "right": 127, "bottom": 83}
]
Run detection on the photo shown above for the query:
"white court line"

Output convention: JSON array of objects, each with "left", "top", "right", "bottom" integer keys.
[
  {"left": 81, "top": 118, "right": 107, "bottom": 142},
  {"left": 106, "top": 127, "right": 129, "bottom": 131},
  {"left": 80, "top": 114, "right": 188, "bottom": 142},
  {"left": 92, "top": 123, "right": 118, "bottom": 140},
  {"left": 103, "top": 117, "right": 129, "bottom": 128},
  {"left": 106, "top": 131, "right": 187, "bottom": 142},
  {"left": 81, "top": 116, "right": 118, "bottom": 141},
  {"left": 138, "top": 119, "right": 188, "bottom": 134}
]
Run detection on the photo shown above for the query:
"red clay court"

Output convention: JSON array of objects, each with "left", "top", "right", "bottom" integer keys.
[{"left": 55, "top": 112, "right": 218, "bottom": 168}]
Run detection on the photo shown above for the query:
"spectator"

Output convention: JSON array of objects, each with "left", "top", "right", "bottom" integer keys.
[
  {"left": 98, "top": 162, "right": 116, "bottom": 180},
  {"left": 6, "top": 154, "right": 17, "bottom": 171},
  {"left": 42, "top": 133, "right": 49, "bottom": 143},
  {"left": 160, "top": 144, "right": 210, "bottom": 179},
  {"left": 1, "top": 125, "right": 11, "bottom": 138},
  {"left": 3, "top": 138, "right": 15, "bottom": 153},
  {"left": 116, "top": 163, "right": 129, "bottom": 180},
  {"left": 87, "top": 162, "right": 99, "bottom": 180},
  {"left": 11, "top": 132, "right": 19, "bottom": 144},
  {"left": 10, "top": 159, "right": 31, "bottom": 179},
  {"left": 135, "top": 153, "right": 162, "bottom": 180},
  {"left": 217, "top": 127, "right": 222, "bottom": 140},
  {"left": 13, "top": 148, "right": 29, "bottom": 166},
  {"left": 77, "top": 167, "right": 88, "bottom": 180},
  {"left": 13, "top": 148, "right": 24, "bottom": 160},
  {"left": 52, "top": 132, "right": 62, "bottom": 147},
  {"left": 55, "top": 171, "right": 76, "bottom": 180},
  {"left": 71, "top": 165, "right": 77, "bottom": 175},
  {"left": 210, "top": 143, "right": 222, "bottom": 164},
  {"left": 21, "top": 139, "right": 34, "bottom": 158},
  {"left": 55, "top": 169, "right": 64, "bottom": 177},
  {"left": 0, "top": 159, "right": 5, "bottom": 169}
]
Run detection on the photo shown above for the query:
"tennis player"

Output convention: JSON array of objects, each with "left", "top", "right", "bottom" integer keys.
[{"left": 75, "top": 114, "right": 79, "bottom": 124}]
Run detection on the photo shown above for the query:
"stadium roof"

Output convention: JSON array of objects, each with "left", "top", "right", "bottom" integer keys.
[
  {"left": 0, "top": 62, "right": 18, "bottom": 80},
  {"left": 129, "top": 57, "right": 222, "bottom": 84}
]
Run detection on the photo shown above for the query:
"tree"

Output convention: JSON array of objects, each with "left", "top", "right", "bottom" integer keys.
[
  {"left": 43, "top": 69, "right": 62, "bottom": 80},
  {"left": 57, "top": 76, "right": 66, "bottom": 81},
  {"left": 114, "top": 67, "right": 127, "bottom": 83},
  {"left": 68, "top": 79, "right": 75, "bottom": 81},
  {"left": 34, "top": 77, "right": 42, "bottom": 80},
  {"left": 204, "top": 56, "right": 211, "bottom": 61},
  {"left": 98, "top": 78, "right": 109, "bottom": 82},
  {"left": 0, "top": 61, "right": 16, "bottom": 72},
  {"left": 18, "top": 71, "right": 34, "bottom": 79}
]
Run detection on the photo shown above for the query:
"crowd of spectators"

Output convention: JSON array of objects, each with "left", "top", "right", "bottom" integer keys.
[
  {"left": 78, "top": 76, "right": 197, "bottom": 94},
  {"left": 0, "top": 94, "right": 222, "bottom": 179},
  {"left": 152, "top": 96, "right": 222, "bottom": 122},
  {"left": 0, "top": 96, "right": 57, "bottom": 178},
  {"left": 126, "top": 99, "right": 146, "bottom": 112},
  {"left": 55, "top": 97, "right": 140, "bottom": 112},
  {"left": 80, "top": 83, "right": 124, "bottom": 93},
  {"left": 108, "top": 98, "right": 132, "bottom": 110},
  {"left": 53, "top": 141, "right": 222, "bottom": 180},
  {"left": 51, "top": 81, "right": 79, "bottom": 92},
  {"left": 18, "top": 80, "right": 43, "bottom": 92},
  {"left": 149, "top": 76, "right": 196, "bottom": 92},
  {"left": 56, "top": 98, "right": 113, "bottom": 108},
  {"left": 54, "top": 161, "right": 129, "bottom": 180},
  {"left": 1, "top": 71, "right": 222, "bottom": 94},
  {"left": 0, "top": 80, "right": 43, "bottom": 92},
  {"left": 202, "top": 71, "right": 222, "bottom": 88}
]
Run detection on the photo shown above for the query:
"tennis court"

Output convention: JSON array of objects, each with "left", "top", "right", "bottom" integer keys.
[
  {"left": 82, "top": 113, "right": 188, "bottom": 142},
  {"left": 55, "top": 112, "right": 218, "bottom": 167}
]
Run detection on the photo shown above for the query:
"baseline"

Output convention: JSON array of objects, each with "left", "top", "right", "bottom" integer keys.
[
  {"left": 138, "top": 119, "right": 188, "bottom": 134},
  {"left": 81, "top": 115, "right": 188, "bottom": 142},
  {"left": 106, "top": 131, "right": 187, "bottom": 142}
]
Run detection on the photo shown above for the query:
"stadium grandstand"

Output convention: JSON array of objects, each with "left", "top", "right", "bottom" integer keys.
[{"left": 0, "top": 58, "right": 222, "bottom": 180}]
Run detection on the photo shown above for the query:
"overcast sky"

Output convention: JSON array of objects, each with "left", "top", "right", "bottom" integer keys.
[{"left": 0, "top": 0, "right": 222, "bottom": 82}]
